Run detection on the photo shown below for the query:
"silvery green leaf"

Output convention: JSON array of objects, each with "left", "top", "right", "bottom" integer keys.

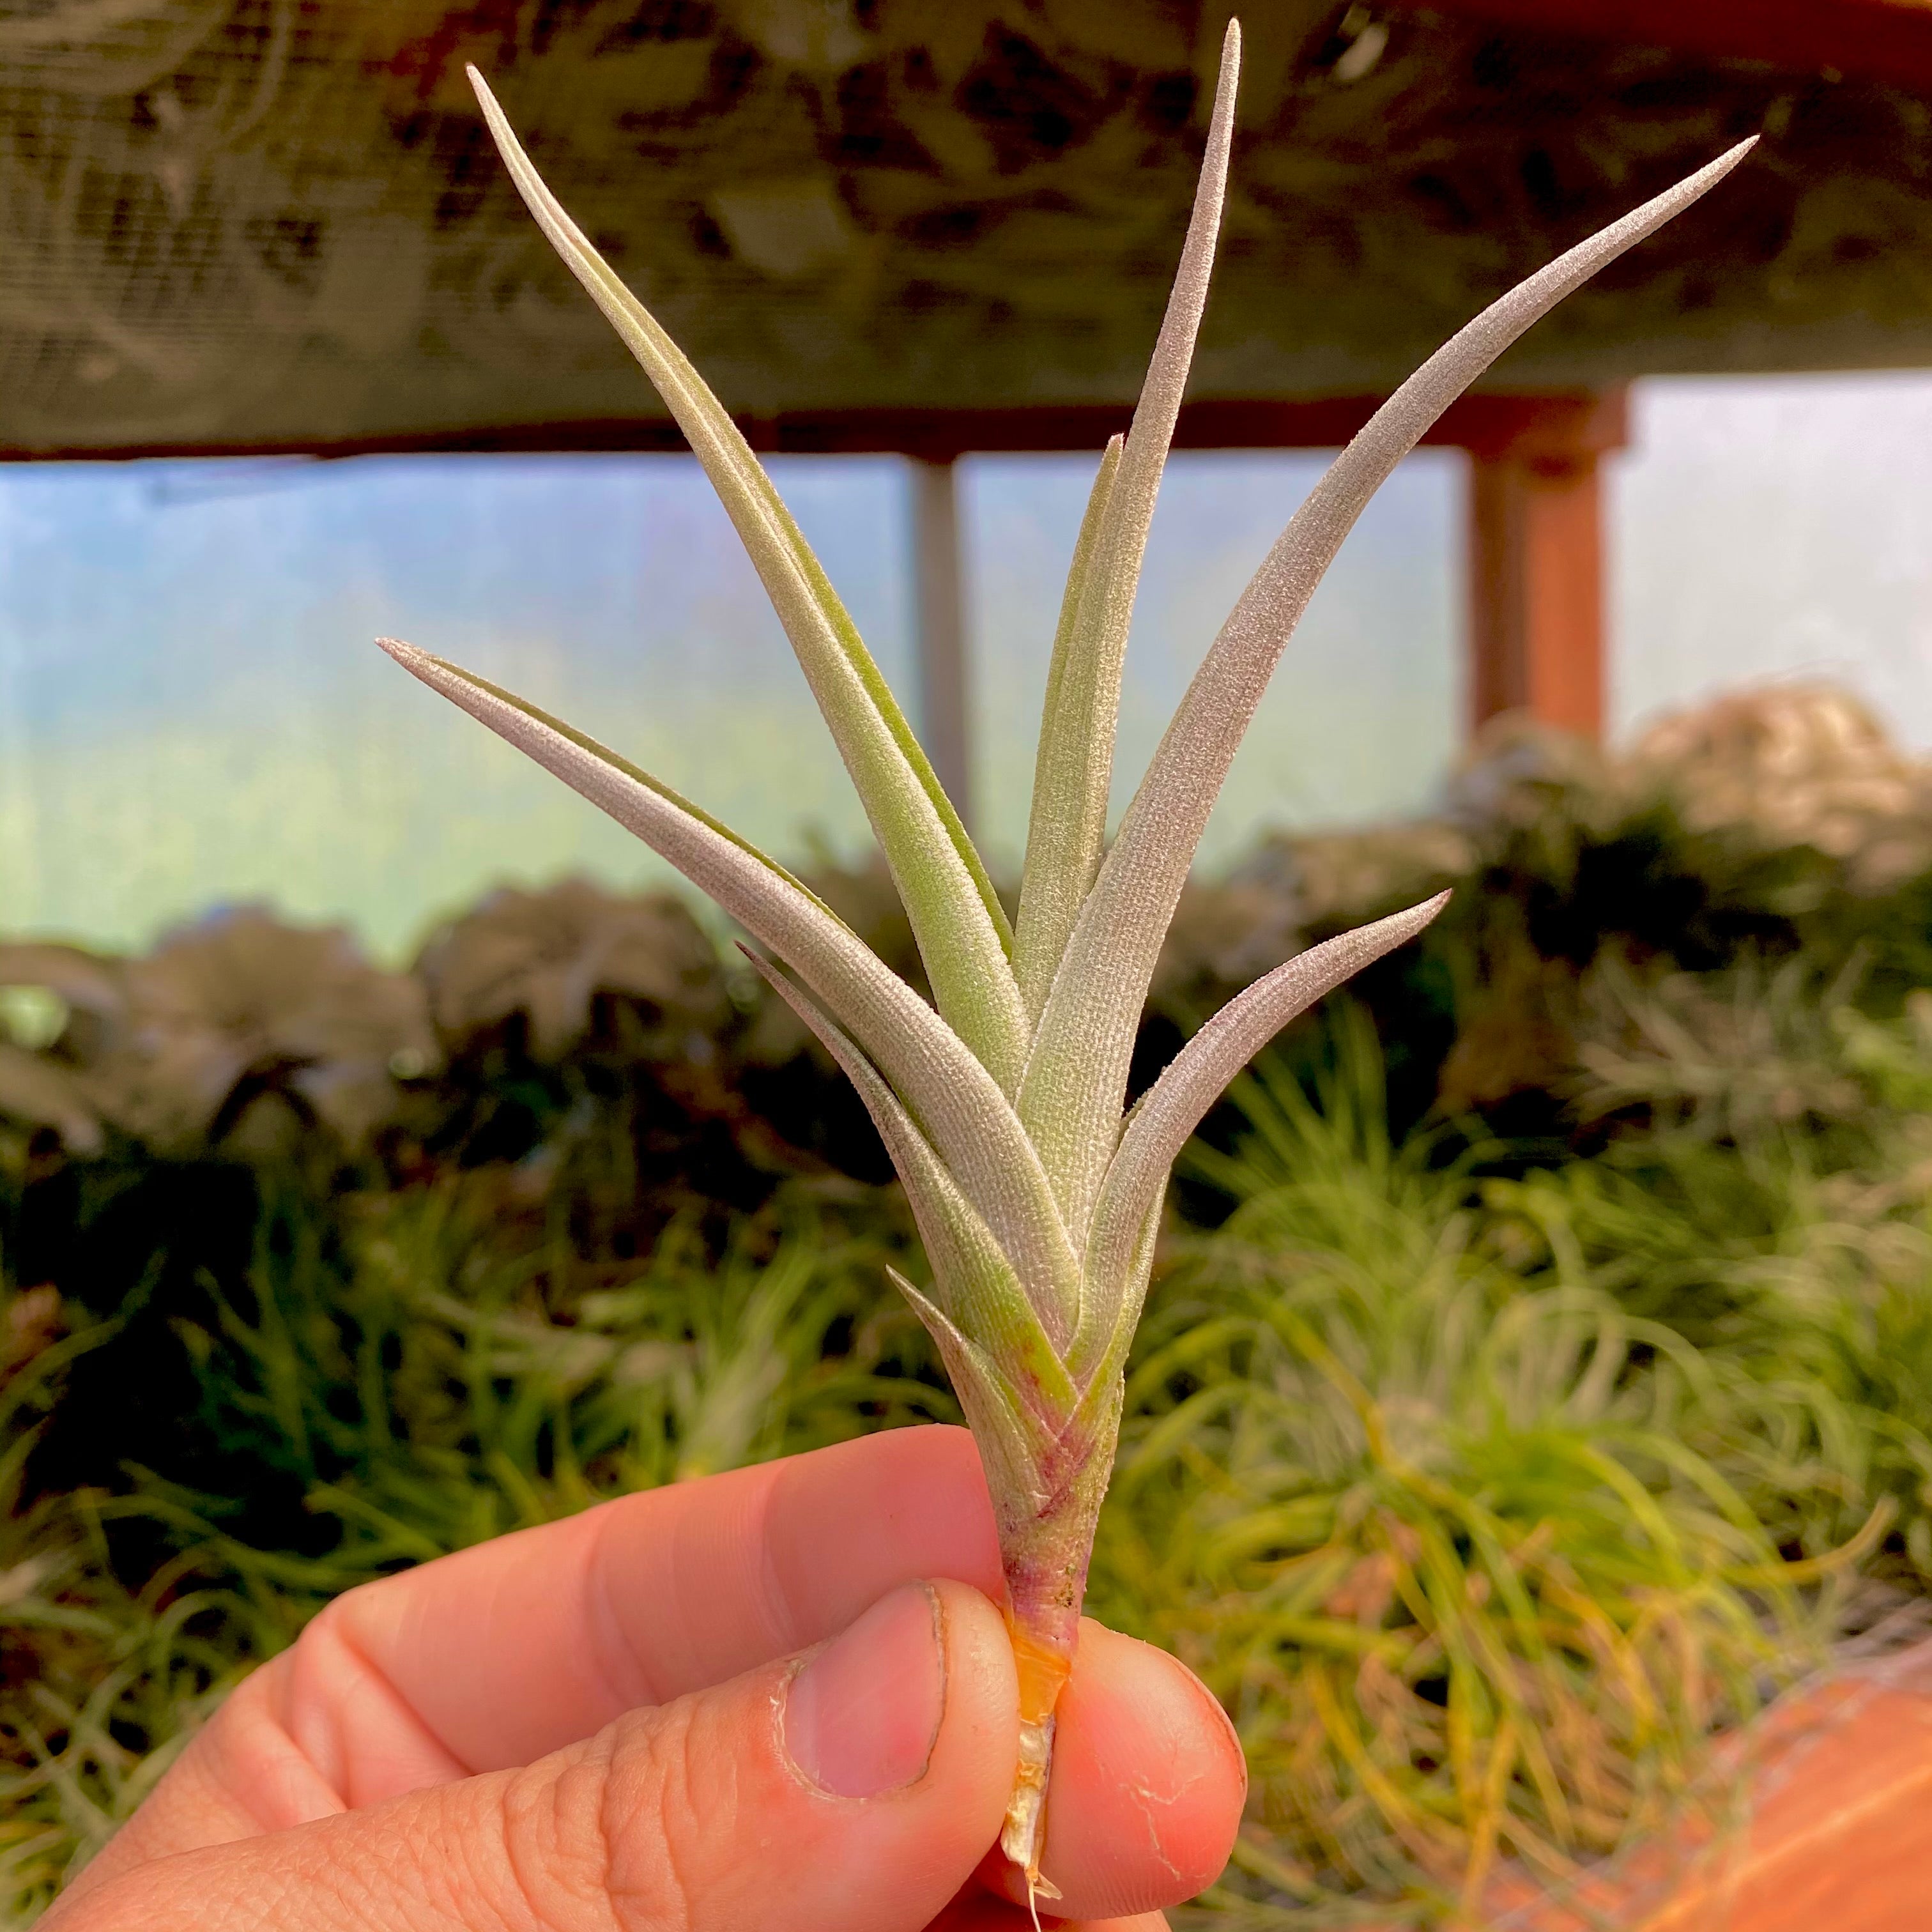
[
  {"left": 379, "top": 640, "right": 1067, "bottom": 1277},
  {"left": 469, "top": 68, "right": 1029, "bottom": 1094},
  {"left": 1084, "top": 892, "right": 1450, "bottom": 1303},
  {"left": 1020, "top": 137, "right": 1758, "bottom": 1247},
  {"left": 1011, "top": 23, "right": 1240, "bottom": 1027},
  {"left": 744, "top": 949, "right": 1081, "bottom": 1364},
  {"left": 1013, "top": 432, "right": 1121, "bottom": 1020},
  {"left": 889, "top": 1268, "right": 1057, "bottom": 1520},
  {"left": 1068, "top": 1190, "right": 1164, "bottom": 1389}
]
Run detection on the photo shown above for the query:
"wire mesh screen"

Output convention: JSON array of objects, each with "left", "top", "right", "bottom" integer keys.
[{"left": 0, "top": 0, "right": 1928, "bottom": 455}]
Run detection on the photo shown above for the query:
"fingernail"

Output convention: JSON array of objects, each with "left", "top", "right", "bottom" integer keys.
[{"left": 783, "top": 1581, "right": 946, "bottom": 1798}]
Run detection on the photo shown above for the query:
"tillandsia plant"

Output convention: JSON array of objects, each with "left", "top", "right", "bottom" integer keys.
[{"left": 378, "top": 25, "right": 1752, "bottom": 1911}]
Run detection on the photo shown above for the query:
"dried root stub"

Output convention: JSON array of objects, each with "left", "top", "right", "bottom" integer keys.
[
  {"left": 381, "top": 18, "right": 1754, "bottom": 1900},
  {"left": 1003, "top": 1625, "right": 1070, "bottom": 1898},
  {"left": 983, "top": 1407, "right": 1118, "bottom": 1900}
]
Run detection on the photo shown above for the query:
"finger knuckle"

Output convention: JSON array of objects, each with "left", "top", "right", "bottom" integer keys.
[
  {"left": 499, "top": 1698, "right": 731, "bottom": 1932},
  {"left": 498, "top": 1740, "right": 626, "bottom": 1932},
  {"left": 604, "top": 1703, "right": 720, "bottom": 1932}
]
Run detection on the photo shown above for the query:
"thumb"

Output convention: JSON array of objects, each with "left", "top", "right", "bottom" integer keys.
[{"left": 56, "top": 1581, "right": 1020, "bottom": 1932}]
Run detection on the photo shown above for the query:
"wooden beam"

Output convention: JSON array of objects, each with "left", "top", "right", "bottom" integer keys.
[
  {"left": 0, "top": 392, "right": 1627, "bottom": 465},
  {"left": 909, "top": 457, "right": 973, "bottom": 832},
  {"left": 1414, "top": 0, "right": 1932, "bottom": 93}
]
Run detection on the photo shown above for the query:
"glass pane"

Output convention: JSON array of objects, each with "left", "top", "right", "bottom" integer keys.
[
  {"left": 0, "top": 447, "right": 1460, "bottom": 954},
  {"left": 965, "top": 448, "right": 1461, "bottom": 876},
  {"left": 0, "top": 454, "right": 911, "bottom": 956},
  {"left": 1614, "top": 372, "right": 1932, "bottom": 747}
]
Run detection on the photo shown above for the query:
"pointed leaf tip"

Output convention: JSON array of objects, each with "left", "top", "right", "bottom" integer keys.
[
  {"left": 1084, "top": 889, "right": 1451, "bottom": 1300},
  {"left": 1020, "top": 132, "right": 1754, "bottom": 1238},
  {"left": 466, "top": 63, "right": 1026, "bottom": 1084},
  {"left": 1011, "top": 21, "right": 1240, "bottom": 1048},
  {"left": 372, "top": 637, "right": 1060, "bottom": 1264}
]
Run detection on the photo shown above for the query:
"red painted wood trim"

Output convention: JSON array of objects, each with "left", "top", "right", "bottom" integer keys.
[
  {"left": 1352, "top": 1648, "right": 1932, "bottom": 1931},
  {"left": 1482, "top": 1657, "right": 1932, "bottom": 1929},
  {"left": 0, "top": 392, "right": 1628, "bottom": 465},
  {"left": 1469, "top": 448, "right": 1606, "bottom": 739},
  {"left": 1415, "top": 0, "right": 1932, "bottom": 93}
]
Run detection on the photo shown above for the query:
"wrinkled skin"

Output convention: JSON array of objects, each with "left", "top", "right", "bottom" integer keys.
[{"left": 45, "top": 1428, "right": 1244, "bottom": 1932}]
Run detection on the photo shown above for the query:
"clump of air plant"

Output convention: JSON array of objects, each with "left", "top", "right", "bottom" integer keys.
[
  {"left": 1632, "top": 683, "right": 1932, "bottom": 889},
  {"left": 0, "top": 913, "right": 436, "bottom": 1158},
  {"left": 379, "top": 27, "right": 1750, "bottom": 1908},
  {"left": 415, "top": 878, "right": 730, "bottom": 1061}
]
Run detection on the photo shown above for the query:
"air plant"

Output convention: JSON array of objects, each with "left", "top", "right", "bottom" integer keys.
[{"left": 378, "top": 27, "right": 1751, "bottom": 1910}]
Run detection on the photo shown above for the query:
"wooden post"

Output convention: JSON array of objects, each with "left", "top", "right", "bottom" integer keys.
[
  {"left": 1467, "top": 388, "right": 1628, "bottom": 739},
  {"left": 910, "top": 455, "right": 974, "bottom": 831},
  {"left": 1468, "top": 450, "right": 1604, "bottom": 735}
]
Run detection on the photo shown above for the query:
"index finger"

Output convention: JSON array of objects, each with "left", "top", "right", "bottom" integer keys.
[{"left": 321, "top": 1424, "right": 1003, "bottom": 1774}]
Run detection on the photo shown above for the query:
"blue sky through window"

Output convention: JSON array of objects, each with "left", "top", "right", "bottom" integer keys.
[
  {"left": 0, "top": 445, "right": 1457, "bottom": 957},
  {"left": 7, "top": 369, "right": 1932, "bottom": 959}
]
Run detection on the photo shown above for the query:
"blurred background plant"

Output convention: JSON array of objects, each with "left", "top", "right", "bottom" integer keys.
[{"left": 7, "top": 682, "right": 1932, "bottom": 1926}]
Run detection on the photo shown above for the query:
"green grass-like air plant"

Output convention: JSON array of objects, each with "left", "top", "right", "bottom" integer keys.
[{"left": 377, "top": 27, "right": 1753, "bottom": 1901}]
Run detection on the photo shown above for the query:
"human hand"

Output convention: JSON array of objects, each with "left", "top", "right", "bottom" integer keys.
[{"left": 47, "top": 1427, "right": 1245, "bottom": 1931}]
